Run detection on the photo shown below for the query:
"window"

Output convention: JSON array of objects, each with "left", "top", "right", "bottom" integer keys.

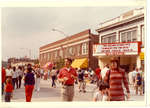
[
  {"left": 82, "top": 43, "right": 88, "bottom": 55},
  {"left": 69, "top": 47, "right": 74, "bottom": 56},
  {"left": 77, "top": 45, "right": 80, "bottom": 56},
  {"left": 142, "top": 26, "right": 145, "bottom": 46},
  {"left": 64, "top": 48, "right": 68, "bottom": 58},
  {"left": 54, "top": 51, "right": 58, "bottom": 58},
  {"left": 59, "top": 49, "right": 63, "bottom": 57},
  {"left": 120, "top": 29, "right": 137, "bottom": 42},
  {"left": 101, "top": 35, "right": 116, "bottom": 43}
]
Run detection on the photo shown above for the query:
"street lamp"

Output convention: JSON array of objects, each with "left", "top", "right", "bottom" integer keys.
[{"left": 52, "top": 28, "right": 70, "bottom": 58}]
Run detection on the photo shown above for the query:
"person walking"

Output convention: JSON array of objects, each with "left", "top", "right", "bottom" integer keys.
[
  {"left": 5, "top": 65, "right": 13, "bottom": 81},
  {"left": 95, "top": 66, "right": 102, "bottom": 87},
  {"left": 4, "top": 78, "right": 13, "bottom": 102},
  {"left": 34, "top": 65, "right": 41, "bottom": 92},
  {"left": 135, "top": 73, "right": 143, "bottom": 95},
  {"left": 24, "top": 65, "right": 35, "bottom": 102},
  {"left": 50, "top": 67, "right": 57, "bottom": 88},
  {"left": 93, "top": 82, "right": 109, "bottom": 101},
  {"left": 101, "top": 64, "right": 109, "bottom": 80},
  {"left": 17, "top": 66, "right": 24, "bottom": 88},
  {"left": 104, "top": 58, "right": 130, "bottom": 101},
  {"left": 58, "top": 58, "right": 77, "bottom": 101},
  {"left": 2, "top": 67, "right": 6, "bottom": 95},
  {"left": 12, "top": 66, "right": 19, "bottom": 89},
  {"left": 78, "top": 69, "right": 86, "bottom": 93}
]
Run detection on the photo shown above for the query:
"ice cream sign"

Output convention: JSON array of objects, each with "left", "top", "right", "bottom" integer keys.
[{"left": 93, "top": 42, "right": 141, "bottom": 56}]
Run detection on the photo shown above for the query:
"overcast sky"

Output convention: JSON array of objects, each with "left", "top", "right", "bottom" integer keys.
[{"left": 2, "top": 6, "right": 142, "bottom": 61}]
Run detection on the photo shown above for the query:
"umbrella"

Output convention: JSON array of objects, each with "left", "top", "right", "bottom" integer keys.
[{"left": 44, "top": 62, "right": 53, "bottom": 69}]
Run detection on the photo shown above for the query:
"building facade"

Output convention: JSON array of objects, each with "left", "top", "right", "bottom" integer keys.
[
  {"left": 94, "top": 8, "right": 145, "bottom": 72},
  {"left": 39, "top": 29, "right": 99, "bottom": 70},
  {"left": 7, "top": 57, "right": 37, "bottom": 67}
]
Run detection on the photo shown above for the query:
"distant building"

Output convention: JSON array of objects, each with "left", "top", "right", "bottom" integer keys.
[
  {"left": 94, "top": 7, "right": 145, "bottom": 72},
  {"left": 39, "top": 29, "right": 99, "bottom": 70},
  {"left": 7, "top": 57, "right": 37, "bottom": 67},
  {"left": 2, "top": 61, "right": 8, "bottom": 68}
]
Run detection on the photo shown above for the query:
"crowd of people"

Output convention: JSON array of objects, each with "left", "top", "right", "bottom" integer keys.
[{"left": 1, "top": 57, "right": 145, "bottom": 102}]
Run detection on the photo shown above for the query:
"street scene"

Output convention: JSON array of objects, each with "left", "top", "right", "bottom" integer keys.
[
  {"left": 1, "top": 77, "right": 144, "bottom": 102},
  {"left": 1, "top": 4, "right": 145, "bottom": 103}
]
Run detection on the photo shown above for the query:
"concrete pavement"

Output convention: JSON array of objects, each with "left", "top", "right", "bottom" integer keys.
[{"left": 1, "top": 79, "right": 144, "bottom": 102}]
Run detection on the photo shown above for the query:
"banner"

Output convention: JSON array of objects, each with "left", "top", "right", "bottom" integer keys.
[{"left": 93, "top": 42, "right": 141, "bottom": 56}]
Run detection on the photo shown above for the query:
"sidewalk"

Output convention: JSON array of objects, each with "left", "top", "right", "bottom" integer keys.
[{"left": 1, "top": 79, "right": 144, "bottom": 102}]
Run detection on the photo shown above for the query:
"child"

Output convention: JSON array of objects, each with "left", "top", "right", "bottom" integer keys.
[
  {"left": 135, "top": 73, "right": 142, "bottom": 95},
  {"left": 93, "top": 82, "right": 109, "bottom": 101},
  {"left": 5, "top": 78, "right": 13, "bottom": 102}
]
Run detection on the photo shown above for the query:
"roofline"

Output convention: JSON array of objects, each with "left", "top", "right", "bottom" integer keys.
[
  {"left": 96, "top": 13, "right": 144, "bottom": 32},
  {"left": 40, "top": 29, "right": 91, "bottom": 50}
]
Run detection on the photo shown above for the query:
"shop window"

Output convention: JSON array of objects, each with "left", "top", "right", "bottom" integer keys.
[
  {"left": 101, "top": 35, "right": 116, "bottom": 43},
  {"left": 120, "top": 29, "right": 137, "bottom": 42},
  {"left": 82, "top": 43, "right": 88, "bottom": 55},
  {"left": 127, "top": 32, "right": 131, "bottom": 42},
  {"left": 132, "top": 30, "right": 137, "bottom": 42}
]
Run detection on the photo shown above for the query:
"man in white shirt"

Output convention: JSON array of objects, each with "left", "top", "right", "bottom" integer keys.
[
  {"left": 101, "top": 64, "right": 109, "bottom": 80},
  {"left": 5, "top": 65, "right": 13, "bottom": 80}
]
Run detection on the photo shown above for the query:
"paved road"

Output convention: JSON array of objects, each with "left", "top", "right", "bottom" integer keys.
[{"left": 1, "top": 79, "right": 144, "bottom": 102}]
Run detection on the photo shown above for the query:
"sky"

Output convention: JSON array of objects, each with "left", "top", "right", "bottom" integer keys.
[{"left": 2, "top": 6, "right": 142, "bottom": 61}]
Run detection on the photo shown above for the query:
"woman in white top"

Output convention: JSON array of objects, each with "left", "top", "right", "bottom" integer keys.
[
  {"left": 93, "top": 82, "right": 109, "bottom": 101},
  {"left": 12, "top": 67, "right": 19, "bottom": 89}
]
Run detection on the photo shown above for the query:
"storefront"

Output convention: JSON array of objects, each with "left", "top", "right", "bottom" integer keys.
[
  {"left": 93, "top": 42, "right": 142, "bottom": 72},
  {"left": 71, "top": 58, "right": 88, "bottom": 69}
]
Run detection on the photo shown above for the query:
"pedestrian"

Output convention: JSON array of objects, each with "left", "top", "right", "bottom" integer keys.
[
  {"left": 78, "top": 69, "right": 86, "bottom": 93},
  {"left": 12, "top": 66, "right": 19, "bottom": 89},
  {"left": 101, "top": 64, "right": 109, "bottom": 80},
  {"left": 132, "top": 68, "right": 139, "bottom": 89},
  {"left": 24, "top": 64, "right": 35, "bottom": 102},
  {"left": 5, "top": 78, "right": 13, "bottom": 102},
  {"left": 104, "top": 57, "right": 130, "bottom": 101},
  {"left": 135, "top": 73, "right": 143, "bottom": 95},
  {"left": 34, "top": 65, "right": 41, "bottom": 92},
  {"left": 50, "top": 67, "right": 57, "bottom": 88},
  {"left": 17, "top": 66, "right": 24, "bottom": 88},
  {"left": 5, "top": 65, "right": 13, "bottom": 81},
  {"left": 88, "top": 68, "right": 94, "bottom": 84},
  {"left": 58, "top": 58, "right": 77, "bottom": 101},
  {"left": 93, "top": 82, "right": 109, "bottom": 101},
  {"left": 95, "top": 66, "right": 102, "bottom": 87},
  {"left": 2, "top": 67, "right": 6, "bottom": 95},
  {"left": 40, "top": 68, "right": 44, "bottom": 79}
]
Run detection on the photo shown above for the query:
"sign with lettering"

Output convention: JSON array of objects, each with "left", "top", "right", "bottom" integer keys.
[{"left": 93, "top": 42, "right": 141, "bottom": 56}]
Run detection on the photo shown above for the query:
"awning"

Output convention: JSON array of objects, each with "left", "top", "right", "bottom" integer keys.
[
  {"left": 140, "top": 52, "right": 144, "bottom": 60},
  {"left": 71, "top": 58, "right": 88, "bottom": 68}
]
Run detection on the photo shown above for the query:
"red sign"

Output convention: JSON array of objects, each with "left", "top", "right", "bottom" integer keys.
[{"left": 93, "top": 42, "right": 141, "bottom": 56}]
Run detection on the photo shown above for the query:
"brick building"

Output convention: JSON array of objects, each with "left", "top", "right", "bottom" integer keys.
[
  {"left": 93, "top": 7, "right": 145, "bottom": 72},
  {"left": 39, "top": 29, "right": 99, "bottom": 70}
]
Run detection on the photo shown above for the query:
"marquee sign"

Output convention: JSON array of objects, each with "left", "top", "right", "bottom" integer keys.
[{"left": 93, "top": 42, "right": 141, "bottom": 56}]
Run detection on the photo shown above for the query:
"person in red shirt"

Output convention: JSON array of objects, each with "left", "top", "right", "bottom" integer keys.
[
  {"left": 2, "top": 67, "right": 6, "bottom": 95},
  {"left": 95, "top": 66, "right": 102, "bottom": 87},
  {"left": 58, "top": 58, "right": 77, "bottom": 101},
  {"left": 5, "top": 78, "right": 13, "bottom": 102}
]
